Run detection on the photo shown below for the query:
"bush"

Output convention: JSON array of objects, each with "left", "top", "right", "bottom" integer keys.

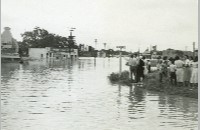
[
  {"left": 109, "top": 71, "right": 129, "bottom": 81},
  {"left": 108, "top": 71, "right": 132, "bottom": 86},
  {"left": 109, "top": 72, "right": 120, "bottom": 82}
]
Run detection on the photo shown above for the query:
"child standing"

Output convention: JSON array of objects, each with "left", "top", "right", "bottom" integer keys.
[
  {"left": 147, "top": 60, "right": 151, "bottom": 73},
  {"left": 169, "top": 60, "right": 177, "bottom": 85}
]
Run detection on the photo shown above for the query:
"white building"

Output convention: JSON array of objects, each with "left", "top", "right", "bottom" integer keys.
[
  {"left": 79, "top": 44, "right": 89, "bottom": 52},
  {"left": 84, "top": 45, "right": 89, "bottom": 51},
  {"left": 70, "top": 49, "right": 78, "bottom": 58},
  {"left": 29, "top": 48, "right": 50, "bottom": 59},
  {"left": 1, "top": 27, "right": 19, "bottom": 54},
  {"left": 29, "top": 47, "right": 78, "bottom": 59}
]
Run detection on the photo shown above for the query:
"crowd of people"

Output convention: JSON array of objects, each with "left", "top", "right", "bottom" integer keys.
[
  {"left": 126, "top": 54, "right": 147, "bottom": 83},
  {"left": 126, "top": 54, "right": 198, "bottom": 88},
  {"left": 158, "top": 55, "right": 198, "bottom": 88}
]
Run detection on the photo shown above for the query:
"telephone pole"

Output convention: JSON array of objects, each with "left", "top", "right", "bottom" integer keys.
[
  {"left": 193, "top": 42, "right": 195, "bottom": 58},
  {"left": 103, "top": 43, "right": 107, "bottom": 50},
  {"left": 94, "top": 39, "right": 98, "bottom": 58},
  {"left": 95, "top": 39, "right": 97, "bottom": 50}
]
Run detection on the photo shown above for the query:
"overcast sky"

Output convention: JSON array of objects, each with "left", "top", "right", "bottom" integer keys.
[{"left": 1, "top": 0, "right": 198, "bottom": 52}]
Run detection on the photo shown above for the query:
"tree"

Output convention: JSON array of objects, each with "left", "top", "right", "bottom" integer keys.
[
  {"left": 18, "top": 41, "right": 30, "bottom": 56},
  {"left": 20, "top": 27, "right": 70, "bottom": 53},
  {"left": 175, "top": 50, "right": 184, "bottom": 57}
]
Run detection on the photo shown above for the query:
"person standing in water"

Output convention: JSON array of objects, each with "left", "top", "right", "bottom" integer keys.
[
  {"left": 128, "top": 54, "right": 138, "bottom": 82},
  {"left": 183, "top": 55, "right": 192, "bottom": 87},
  {"left": 136, "top": 56, "right": 145, "bottom": 83},
  {"left": 174, "top": 56, "right": 184, "bottom": 87},
  {"left": 190, "top": 56, "right": 198, "bottom": 88},
  {"left": 169, "top": 59, "right": 177, "bottom": 85}
]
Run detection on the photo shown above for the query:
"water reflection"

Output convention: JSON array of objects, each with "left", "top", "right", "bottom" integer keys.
[
  {"left": 127, "top": 86, "right": 146, "bottom": 120},
  {"left": 1, "top": 58, "right": 198, "bottom": 130},
  {"left": 157, "top": 94, "right": 198, "bottom": 129}
]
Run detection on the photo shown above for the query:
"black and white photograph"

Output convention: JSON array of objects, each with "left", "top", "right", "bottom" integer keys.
[{"left": 1, "top": 0, "right": 198, "bottom": 130}]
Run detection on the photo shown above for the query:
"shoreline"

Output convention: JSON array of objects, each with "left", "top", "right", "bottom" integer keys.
[{"left": 108, "top": 71, "right": 198, "bottom": 99}]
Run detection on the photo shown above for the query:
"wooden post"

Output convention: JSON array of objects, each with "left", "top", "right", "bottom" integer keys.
[{"left": 116, "top": 46, "right": 126, "bottom": 77}]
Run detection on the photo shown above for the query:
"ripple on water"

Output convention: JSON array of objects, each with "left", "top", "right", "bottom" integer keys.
[{"left": 1, "top": 59, "right": 198, "bottom": 130}]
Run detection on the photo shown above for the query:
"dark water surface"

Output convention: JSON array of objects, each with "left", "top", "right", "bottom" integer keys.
[{"left": 1, "top": 58, "right": 198, "bottom": 130}]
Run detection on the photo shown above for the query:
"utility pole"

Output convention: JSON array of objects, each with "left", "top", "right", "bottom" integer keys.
[
  {"left": 68, "top": 28, "right": 76, "bottom": 58},
  {"left": 94, "top": 39, "right": 98, "bottom": 58},
  {"left": 103, "top": 43, "right": 107, "bottom": 58},
  {"left": 103, "top": 43, "right": 107, "bottom": 50},
  {"left": 116, "top": 46, "right": 126, "bottom": 77},
  {"left": 193, "top": 42, "right": 195, "bottom": 58},
  {"left": 69, "top": 27, "right": 76, "bottom": 36},
  {"left": 95, "top": 39, "right": 97, "bottom": 50}
]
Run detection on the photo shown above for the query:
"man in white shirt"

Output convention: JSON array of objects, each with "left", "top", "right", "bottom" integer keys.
[{"left": 128, "top": 54, "right": 138, "bottom": 81}]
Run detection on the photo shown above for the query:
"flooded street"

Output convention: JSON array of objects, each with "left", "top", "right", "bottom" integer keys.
[{"left": 1, "top": 58, "right": 198, "bottom": 130}]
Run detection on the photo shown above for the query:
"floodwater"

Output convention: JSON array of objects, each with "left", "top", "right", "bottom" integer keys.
[{"left": 1, "top": 58, "right": 198, "bottom": 130}]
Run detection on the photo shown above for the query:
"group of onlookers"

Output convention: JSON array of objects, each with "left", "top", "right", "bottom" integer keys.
[
  {"left": 126, "top": 54, "right": 198, "bottom": 87},
  {"left": 126, "top": 54, "right": 146, "bottom": 83},
  {"left": 158, "top": 55, "right": 198, "bottom": 88}
]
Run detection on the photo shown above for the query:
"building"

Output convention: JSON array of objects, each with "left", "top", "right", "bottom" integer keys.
[
  {"left": 151, "top": 51, "right": 160, "bottom": 59},
  {"left": 79, "top": 44, "right": 89, "bottom": 52},
  {"left": 1, "top": 27, "right": 20, "bottom": 62},
  {"left": 162, "top": 48, "right": 193, "bottom": 58},
  {"left": 97, "top": 50, "right": 106, "bottom": 58},
  {"left": 29, "top": 47, "right": 50, "bottom": 59},
  {"left": 142, "top": 48, "right": 151, "bottom": 59},
  {"left": 79, "top": 44, "right": 85, "bottom": 52},
  {"left": 1, "top": 27, "right": 19, "bottom": 54},
  {"left": 29, "top": 47, "right": 78, "bottom": 59}
]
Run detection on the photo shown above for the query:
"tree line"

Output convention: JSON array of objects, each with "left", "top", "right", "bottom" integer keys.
[{"left": 18, "top": 27, "right": 77, "bottom": 56}]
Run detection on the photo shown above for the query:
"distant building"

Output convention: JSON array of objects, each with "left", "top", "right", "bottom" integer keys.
[
  {"left": 78, "top": 44, "right": 90, "bottom": 52},
  {"left": 142, "top": 48, "right": 151, "bottom": 59},
  {"left": 88, "top": 46, "right": 95, "bottom": 52},
  {"left": 1, "top": 27, "right": 19, "bottom": 55},
  {"left": 97, "top": 50, "right": 106, "bottom": 58},
  {"left": 29, "top": 47, "right": 50, "bottom": 59},
  {"left": 183, "top": 51, "right": 194, "bottom": 57},
  {"left": 29, "top": 47, "right": 78, "bottom": 59},
  {"left": 1, "top": 27, "right": 20, "bottom": 62},
  {"left": 84, "top": 45, "right": 89, "bottom": 51},
  {"left": 151, "top": 51, "right": 160, "bottom": 59},
  {"left": 79, "top": 44, "right": 85, "bottom": 52},
  {"left": 162, "top": 49, "right": 176, "bottom": 58},
  {"left": 151, "top": 45, "right": 157, "bottom": 51},
  {"left": 162, "top": 48, "right": 193, "bottom": 58}
]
